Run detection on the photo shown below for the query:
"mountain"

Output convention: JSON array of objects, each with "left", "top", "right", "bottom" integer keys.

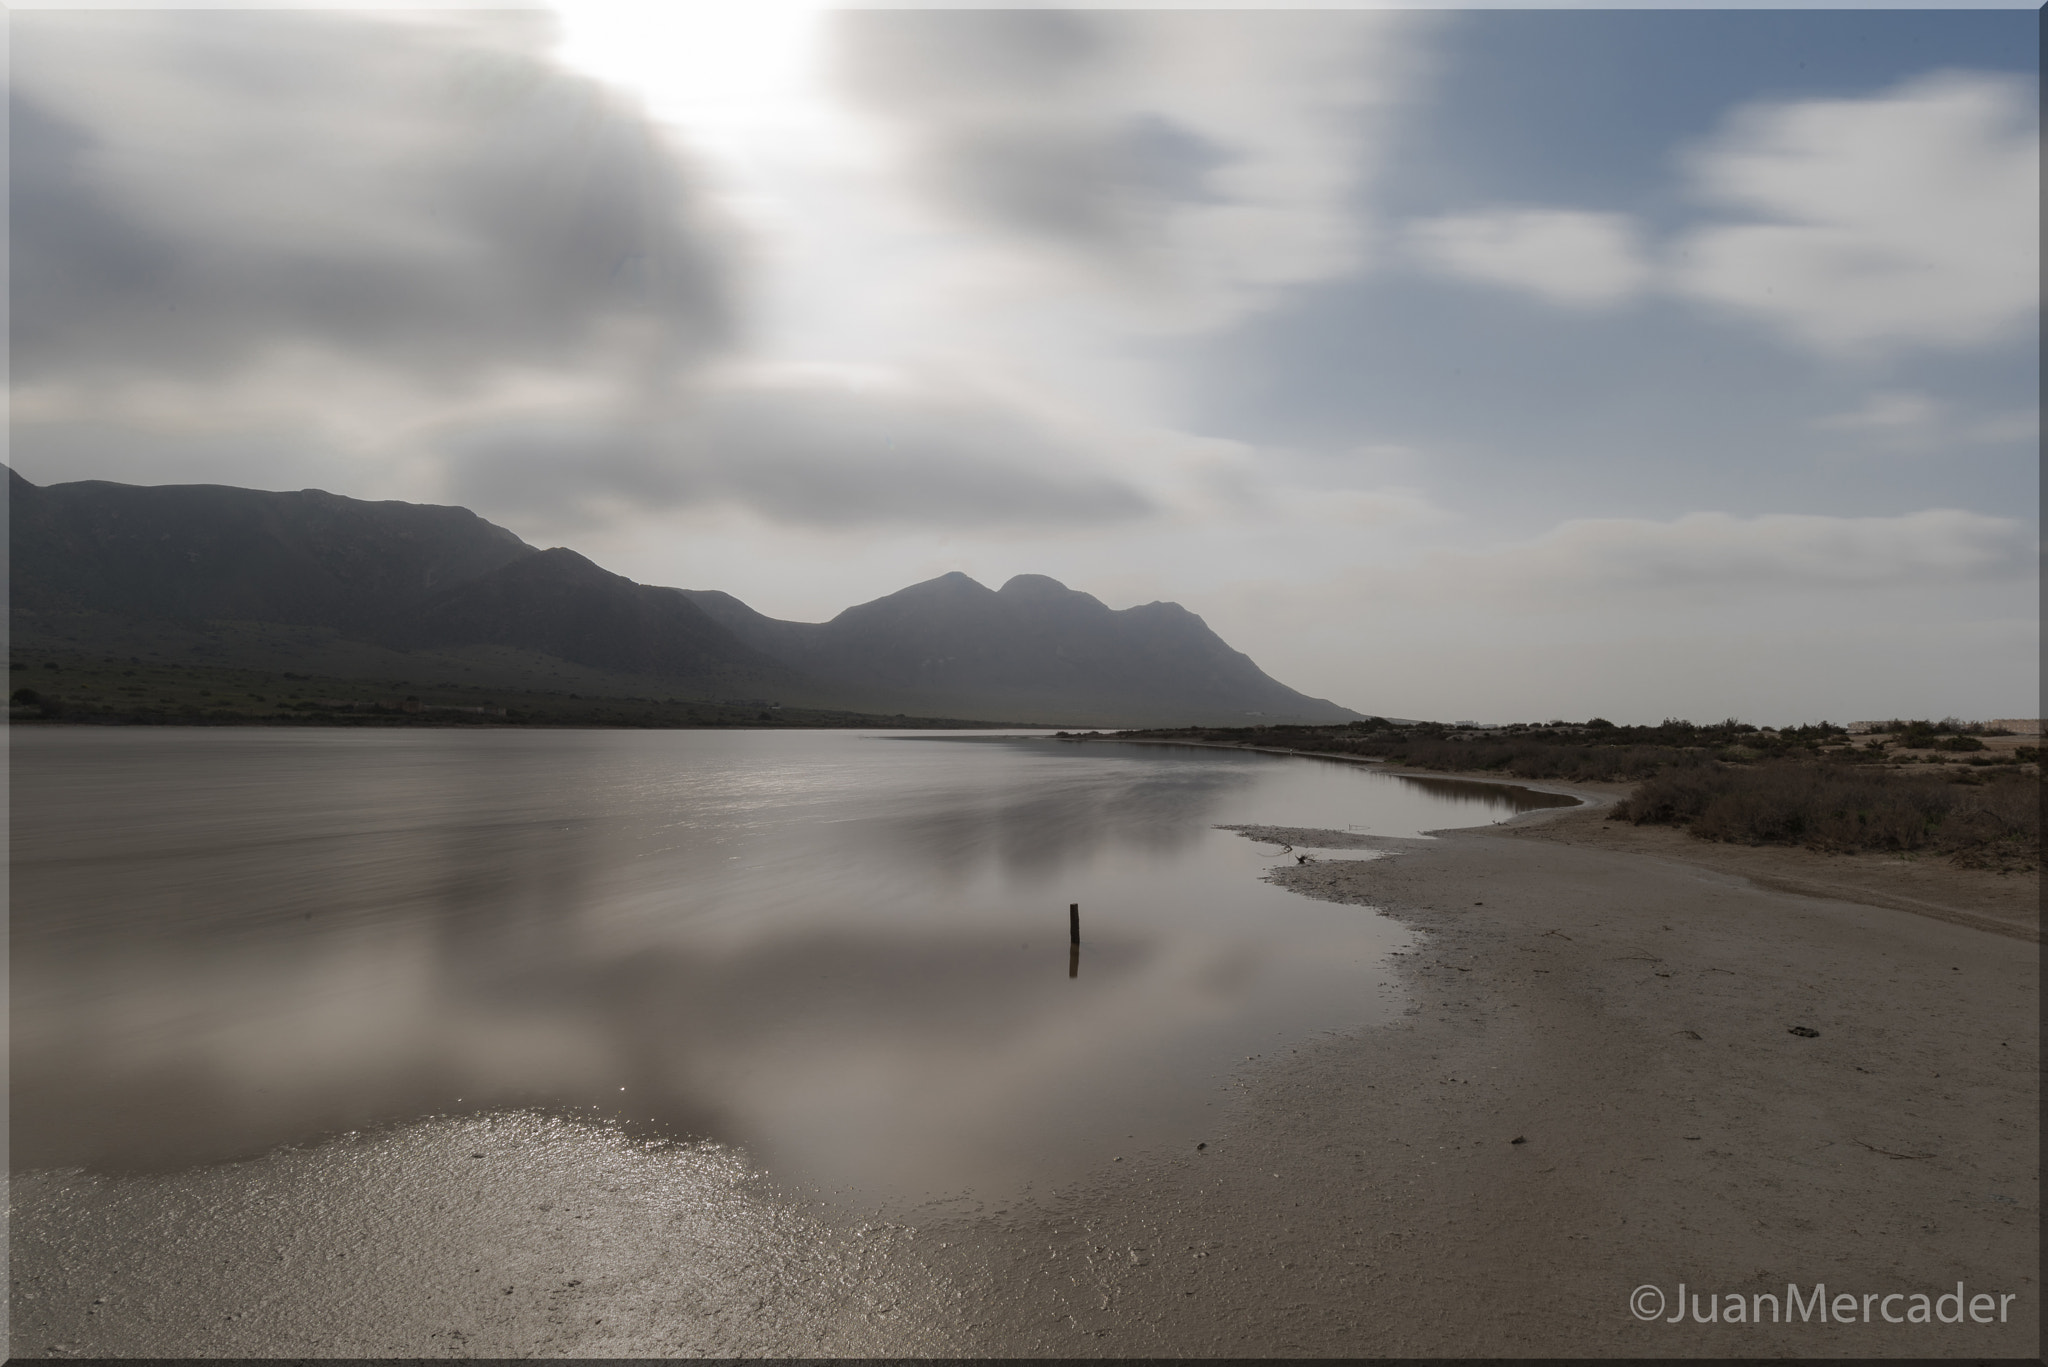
[
  {"left": 681, "top": 572, "right": 1359, "bottom": 725},
  {"left": 8, "top": 466, "right": 532, "bottom": 630},
  {"left": 8, "top": 468, "right": 1362, "bottom": 725},
  {"left": 7, "top": 468, "right": 803, "bottom": 698}
]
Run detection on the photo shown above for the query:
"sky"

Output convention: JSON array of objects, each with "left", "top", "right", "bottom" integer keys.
[{"left": 8, "top": 2, "right": 2039, "bottom": 725}]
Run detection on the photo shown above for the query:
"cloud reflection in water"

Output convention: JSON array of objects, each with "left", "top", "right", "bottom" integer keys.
[{"left": 13, "top": 730, "right": 1535, "bottom": 1205}]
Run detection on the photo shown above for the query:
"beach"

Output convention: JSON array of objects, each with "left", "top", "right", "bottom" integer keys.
[
  {"left": 847, "top": 781, "right": 2035, "bottom": 1357},
  {"left": 11, "top": 773, "right": 2038, "bottom": 1357}
]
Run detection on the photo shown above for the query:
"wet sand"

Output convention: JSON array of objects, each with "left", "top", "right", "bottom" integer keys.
[
  {"left": 12, "top": 778, "right": 2039, "bottom": 1357},
  {"left": 881, "top": 786, "right": 2038, "bottom": 1357}
]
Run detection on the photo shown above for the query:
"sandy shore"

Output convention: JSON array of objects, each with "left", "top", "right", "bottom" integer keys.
[
  {"left": 867, "top": 784, "right": 2037, "bottom": 1357},
  {"left": 12, "top": 777, "right": 2038, "bottom": 1357},
  {"left": 1495, "top": 778, "right": 2040, "bottom": 940}
]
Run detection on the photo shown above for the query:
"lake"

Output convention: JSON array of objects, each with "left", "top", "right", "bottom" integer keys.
[{"left": 11, "top": 727, "right": 1570, "bottom": 1212}]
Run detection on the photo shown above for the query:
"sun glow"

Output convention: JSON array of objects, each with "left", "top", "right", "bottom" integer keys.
[
  {"left": 547, "top": 0, "right": 836, "bottom": 154},
  {"left": 544, "top": 0, "right": 917, "bottom": 365}
]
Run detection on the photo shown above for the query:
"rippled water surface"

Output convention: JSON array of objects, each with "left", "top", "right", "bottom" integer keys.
[{"left": 12, "top": 728, "right": 1567, "bottom": 1209}]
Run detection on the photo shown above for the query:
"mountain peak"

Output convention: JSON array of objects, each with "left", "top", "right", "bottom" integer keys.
[
  {"left": 997, "top": 573, "right": 1070, "bottom": 597},
  {"left": 11, "top": 470, "right": 1364, "bottom": 725},
  {"left": 876, "top": 571, "right": 995, "bottom": 602}
]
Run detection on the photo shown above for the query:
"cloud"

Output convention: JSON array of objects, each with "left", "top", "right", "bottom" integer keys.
[
  {"left": 1811, "top": 391, "right": 1942, "bottom": 434},
  {"left": 10, "top": 9, "right": 735, "bottom": 391},
  {"left": 1809, "top": 391, "right": 2040, "bottom": 455},
  {"left": 1201, "top": 508, "right": 2037, "bottom": 722},
  {"left": 1452, "top": 508, "right": 2035, "bottom": 599},
  {"left": 1395, "top": 71, "right": 2036, "bottom": 356},
  {"left": 5, "top": 417, "right": 377, "bottom": 501},
  {"left": 10, "top": 11, "right": 1183, "bottom": 536},
  {"left": 1256, "top": 509, "right": 2034, "bottom": 622},
  {"left": 1297, "top": 487, "right": 1449, "bottom": 531},
  {"left": 1669, "top": 70, "right": 2038, "bottom": 353},
  {"left": 1404, "top": 209, "right": 1651, "bottom": 308},
  {"left": 1538, "top": 509, "right": 2028, "bottom": 584},
  {"left": 830, "top": 9, "right": 1430, "bottom": 332},
  {"left": 1962, "top": 411, "right": 2040, "bottom": 445},
  {"left": 435, "top": 367, "right": 1158, "bottom": 531}
]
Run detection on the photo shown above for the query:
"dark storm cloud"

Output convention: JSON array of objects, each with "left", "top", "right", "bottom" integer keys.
[
  {"left": 10, "top": 9, "right": 734, "bottom": 387},
  {"left": 437, "top": 378, "right": 1158, "bottom": 530}
]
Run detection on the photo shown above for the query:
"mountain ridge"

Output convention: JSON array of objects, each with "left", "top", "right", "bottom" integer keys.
[
  {"left": 676, "top": 571, "right": 1358, "bottom": 724},
  {"left": 8, "top": 467, "right": 1362, "bottom": 726}
]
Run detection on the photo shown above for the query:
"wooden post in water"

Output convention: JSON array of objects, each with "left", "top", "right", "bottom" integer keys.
[{"left": 1070, "top": 903, "right": 1080, "bottom": 946}]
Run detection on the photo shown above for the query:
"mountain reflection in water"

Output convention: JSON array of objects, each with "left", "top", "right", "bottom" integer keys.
[{"left": 12, "top": 729, "right": 1571, "bottom": 1209}]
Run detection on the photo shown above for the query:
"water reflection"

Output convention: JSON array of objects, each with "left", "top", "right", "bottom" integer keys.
[
  {"left": 12, "top": 729, "right": 1563, "bottom": 1208},
  {"left": 1392, "top": 771, "right": 1579, "bottom": 813}
]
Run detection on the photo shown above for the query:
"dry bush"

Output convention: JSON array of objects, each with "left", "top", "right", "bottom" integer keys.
[
  {"left": 1373, "top": 739, "right": 1692, "bottom": 782},
  {"left": 1122, "top": 723, "right": 2035, "bottom": 867},
  {"left": 1615, "top": 762, "right": 2041, "bottom": 870}
]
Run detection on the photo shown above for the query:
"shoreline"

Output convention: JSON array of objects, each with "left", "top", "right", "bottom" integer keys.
[
  {"left": 1107, "top": 735, "right": 2039, "bottom": 943},
  {"left": 1495, "top": 781, "right": 2041, "bottom": 942},
  {"left": 896, "top": 779, "right": 2039, "bottom": 1355},
  {"left": 11, "top": 768, "right": 2038, "bottom": 1357}
]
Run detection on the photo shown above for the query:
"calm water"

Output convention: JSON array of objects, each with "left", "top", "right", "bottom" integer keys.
[{"left": 11, "top": 728, "right": 1569, "bottom": 1211}]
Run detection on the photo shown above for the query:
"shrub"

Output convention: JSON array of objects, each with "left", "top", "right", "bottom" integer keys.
[{"left": 1614, "top": 761, "right": 2040, "bottom": 870}]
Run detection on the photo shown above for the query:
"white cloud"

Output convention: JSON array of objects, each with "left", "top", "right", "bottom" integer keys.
[
  {"left": 432, "top": 364, "right": 1163, "bottom": 532},
  {"left": 1670, "top": 70, "right": 2039, "bottom": 354},
  {"left": 1199, "top": 509, "right": 2038, "bottom": 723},
  {"left": 12, "top": 10, "right": 737, "bottom": 392},
  {"left": 1811, "top": 391, "right": 1942, "bottom": 434},
  {"left": 1404, "top": 209, "right": 1651, "bottom": 308},
  {"left": 1299, "top": 487, "right": 1448, "bottom": 531},
  {"left": 13, "top": 11, "right": 1196, "bottom": 535},
  {"left": 832, "top": 10, "right": 1431, "bottom": 335},
  {"left": 1810, "top": 391, "right": 2041, "bottom": 454},
  {"left": 1396, "top": 71, "right": 2037, "bottom": 357},
  {"left": 1476, "top": 508, "right": 2033, "bottom": 592},
  {"left": 1258, "top": 509, "right": 2034, "bottom": 619}
]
